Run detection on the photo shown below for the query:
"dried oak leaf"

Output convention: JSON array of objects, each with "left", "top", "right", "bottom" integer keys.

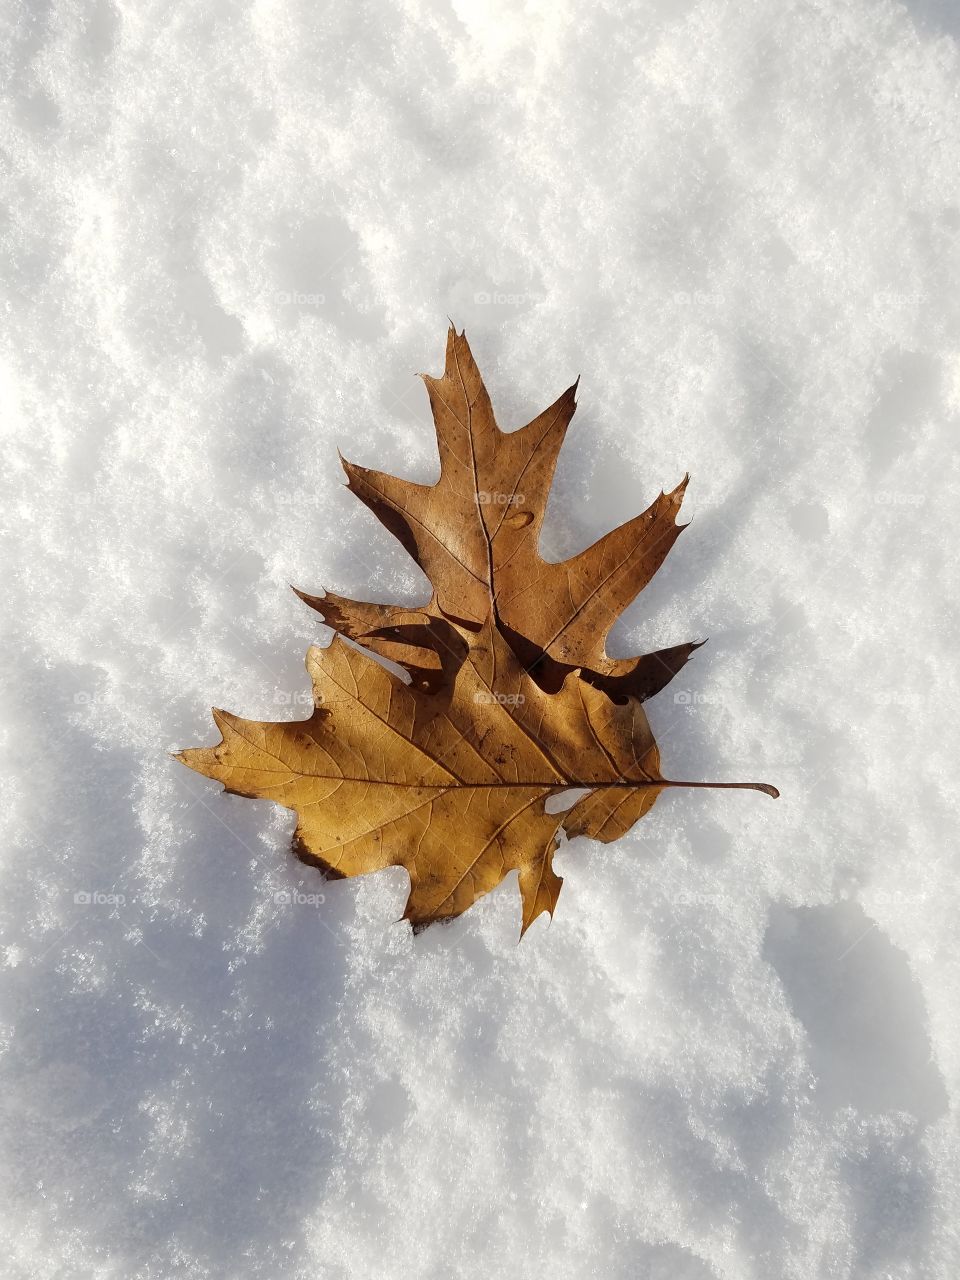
[
  {"left": 177, "top": 618, "right": 774, "bottom": 935},
  {"left": 177, "top": 327, "right": 777, "bottom": 936},
  {"left": 294, "top": 325, "right": 701, "bottom": 703}
]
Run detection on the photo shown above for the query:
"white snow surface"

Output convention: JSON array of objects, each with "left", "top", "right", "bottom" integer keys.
[{"left": 2, "top": 0, "right": 960, "bottom": 1277}]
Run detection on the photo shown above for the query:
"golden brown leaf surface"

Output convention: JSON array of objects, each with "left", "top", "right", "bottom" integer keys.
[
  {"left": 297, "top": 327, "right": 702, "bottom": 703},
  {"left": 178, "top": 327, "right": 777, "bottom": 936},
  {"left": 178, "top": 620, "right": 672, "bottom": 933}
]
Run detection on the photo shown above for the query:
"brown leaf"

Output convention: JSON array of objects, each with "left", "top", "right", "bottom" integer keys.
[
  {"left": 299, "top": 326, "right": 699, "bottom": 702},
  {"left": 177, "top": 620, "right": 774, "bottom": 935},
  {"left": 178, "top": 326, "right": 777, "bottom": 937}
]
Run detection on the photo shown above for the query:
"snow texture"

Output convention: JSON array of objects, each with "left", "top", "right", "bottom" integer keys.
[{"left": 2, "top": 0, "right": 959, "bottom": 1277}]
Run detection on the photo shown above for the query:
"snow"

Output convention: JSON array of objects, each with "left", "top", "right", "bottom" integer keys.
[{"left": 2, "top": 0, "right": 959, "bottom": 1276}]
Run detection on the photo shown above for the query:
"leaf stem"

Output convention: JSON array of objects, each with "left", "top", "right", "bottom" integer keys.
[
  {"left": 506, "top": 780, "right": 780, "bottom": 798},
  {"left": 653, "top": 778, "right": 779, "bottom": 799}
]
